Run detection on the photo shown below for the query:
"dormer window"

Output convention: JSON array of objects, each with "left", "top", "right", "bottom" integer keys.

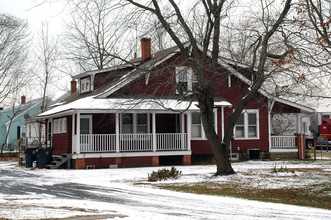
[
  {"left": 80, "top": 77, "right": 91, "bottom": 93},
  {"left": 176, "top": 66, "right": 197, "bottom": 94}
]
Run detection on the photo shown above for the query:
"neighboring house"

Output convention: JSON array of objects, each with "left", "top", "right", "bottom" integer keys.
[
  {"left": 24, "top": 92, "right": 70, "bottom": 148},
  {"left": 37, "top": 38, "right": 315, "bottom": 169},
  {"left": 0, "top": 96, "right": 51, "bottom": 151}
]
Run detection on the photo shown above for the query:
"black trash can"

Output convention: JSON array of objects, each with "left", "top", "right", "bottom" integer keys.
[
  {"left": 38, "top": 147, "right": 54, "bottom": 169},
  {"left": 24, "top": 147, "right": 38, "bottom": 168}
]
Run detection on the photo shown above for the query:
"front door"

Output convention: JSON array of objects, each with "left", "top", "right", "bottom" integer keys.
[{"left": 80, "top": 115, "right": 92, "bottom": 151}]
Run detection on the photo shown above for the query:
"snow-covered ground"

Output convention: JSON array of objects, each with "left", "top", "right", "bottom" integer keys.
[{"left": 0, "top": 160, "right": 330, "bottom": 219}]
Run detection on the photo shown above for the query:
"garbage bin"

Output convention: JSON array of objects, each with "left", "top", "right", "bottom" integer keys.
[
  {"left": 38, "top": 147, "right": 53, "bottom": 168},
  {"left": 24, "top": 147, "right": 38, "bottom": 168}
]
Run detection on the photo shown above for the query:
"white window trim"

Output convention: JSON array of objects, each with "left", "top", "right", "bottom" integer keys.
[
  {"left": 175, "top": 66, "right": 196, "bottom": 94},
  {"left": 191, "top": 110, "right": 217, "bottom": 140},
  {"left": 80, "top": 115, "right": 93, "bottom": 134},
  {"left": 234, "top": 109, "right": 260, "bottom": 140},
  {"left": 53, "top": 117, "right": 67, "bottom": 134},
  {"left": 80, "top": 77, "right": 91, "bottom": 94},
  {"left": 120, "top": 113, "right": 150, "bottom": 134}
]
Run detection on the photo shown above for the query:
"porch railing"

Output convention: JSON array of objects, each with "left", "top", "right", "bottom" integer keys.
[
  {"left": 80, "top": 134, "right": 116, "bottom": 152},
  {"left": 79, "top": 133, "right": 188, "bottom": 153},
  {"left": 157, "top": 133, "right": 187, "bottom": 151},
  {"left": 271, "top": 136, "right": 297, "bottom": 149},
  {"left": 119, "top": 134, "right": 153, "bottom": 151}
]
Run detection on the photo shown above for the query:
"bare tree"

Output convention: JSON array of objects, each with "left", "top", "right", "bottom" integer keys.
[
  {"left": 62, "top": 0, "right": 123, "bottom": 72},
  {"left": 0, "top": 14, "right": 30, "bottom": 105},
  {"left": 110, "top": 0, "right": 294, "bottom": 175},
  {"left": 33, "top": 22, "right": 58, "bottom": 143},
  {"left": 0, "top": 96, "right": 22, "bottom": 154}
]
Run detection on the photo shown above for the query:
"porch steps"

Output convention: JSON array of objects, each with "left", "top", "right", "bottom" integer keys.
[{"left": 46, "top": 154, "right": 72, "bottom": 169}]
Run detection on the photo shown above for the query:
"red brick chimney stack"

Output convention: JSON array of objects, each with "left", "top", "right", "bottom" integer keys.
[
  {"left": 21, "top": 96, "right": 26, "bottom": 105},
  {"left": 141, "top": 38, "right": 151, "bottom": 62},
  {"left": 71, "top": 80, "right": 77, "bottom": 94}
]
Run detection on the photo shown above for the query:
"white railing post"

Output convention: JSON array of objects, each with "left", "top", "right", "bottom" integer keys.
[
  {"left": 187, "top": 112, "right": 191, "bottom": 151},
  {"left": 181, "top": 113, "right": 185, "bottom": 150},
  {"left": 116, "top": 113, "right": 120, "bottom": 153},
  {"left": 152, "top": 113, "right": 157, "bottom": 151},
  {"left": 76, "top": 112, "right": 80, "bottom": 154}
]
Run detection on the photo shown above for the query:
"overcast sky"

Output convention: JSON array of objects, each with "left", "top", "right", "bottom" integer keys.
[
  {"left": 1, "top": 0, "right": 71, "bottom": 103},
  {"left": 1, "top": 0, "right": 68, "bottom": 36}
]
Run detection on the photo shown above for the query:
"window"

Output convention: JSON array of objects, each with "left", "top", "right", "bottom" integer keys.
[
  {"left": 121, "top": 113, "right": 149, "bottom": 134},
  {"left": 176, "top": 66, "right": 197, "bottom": 93},
  {"left": 137, "top": 113, "right": 148, "bottom": 133},
  {"left": 122, "top": 113, "right": 133, "bottom": 134},
  {"left": 80, "top": 118, "right": 90, "bottom": 134},
  {"left": 80, "top": 77, "right": 90, "bottom": 93},
  {"left": 53, "top": 118, "right": 67, "bottom": 134},
  {"left": 191, "top": 111, "right": 217, "bottom": 139},
  {"left": 234, "top": 110, "right": 259, "bottom": 139},
  {"left": 322, "top": 114, "right": 330, "bottom": 119},
  {"left": 191, "top": 112, "right": 202, "bottom": 137}
]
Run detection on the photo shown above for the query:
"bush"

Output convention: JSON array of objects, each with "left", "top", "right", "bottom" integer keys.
[
  {"left": 148, "top": 167, "right": 182, "bottom": 182},
  {"left": 271, "top": 165, "right": 295, "bottom": 174}
]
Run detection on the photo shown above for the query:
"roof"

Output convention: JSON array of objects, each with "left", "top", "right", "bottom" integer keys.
[
  {"left": 37, "top": 97, "right": 232, "bottom": 118},
  {"left": 0, "top": 97, "right": 51, "bottom": 125},
  {"left": 39, "top": 42, "right": 314, "bottom": 117}
]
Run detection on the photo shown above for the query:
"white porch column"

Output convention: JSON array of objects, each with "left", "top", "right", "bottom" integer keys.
[
  {"left": 76, "top": 112, "right": 80, "bottom": 154},
  {"left": 115, "top": 113, "right": 120, "bottom": 153},
  {"left": 72, "top": 114, "right": 75, "bottom": 153},
  {"left": 152, "top": 112, "right": 157, "bottom": 152},
  {"left": 296, "top": 113, "right": 302, "bottom": 134},
  {"left": 181, "top": 113, "right": 185, "bottom": 149},
  {"left": 268, "top": 100, "right": 275, "bottom": 151},
  {"left": 187, "top": 112, "right": 191, "bottom": 151}
]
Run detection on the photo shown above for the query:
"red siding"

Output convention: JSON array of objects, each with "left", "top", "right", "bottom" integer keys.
[{"left": 53, "top": 116, "right": 72, "bottom": 155}]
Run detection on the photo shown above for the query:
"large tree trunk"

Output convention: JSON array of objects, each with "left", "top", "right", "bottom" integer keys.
[{"left": 199, "top": 93, "right": 235, "bottom": 175}]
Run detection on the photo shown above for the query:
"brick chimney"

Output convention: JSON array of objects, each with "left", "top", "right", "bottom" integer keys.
[
  {"left": 71, "top": 80, "right": 77, "bottom": 94},
  {"left": 141, "top": 38, "right": 151, "bottom": 62},
  {"left": 21, "top": 96, "right": 26, "bottom": 105}
]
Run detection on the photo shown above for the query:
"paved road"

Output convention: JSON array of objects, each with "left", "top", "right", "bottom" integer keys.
[{"left": 0, "top": 164, "right": 331, "bottom": 220}]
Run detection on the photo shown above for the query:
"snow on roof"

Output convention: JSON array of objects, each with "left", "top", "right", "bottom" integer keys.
[{"left": 38, "top": 96, "right": 232, "bottom": 118}]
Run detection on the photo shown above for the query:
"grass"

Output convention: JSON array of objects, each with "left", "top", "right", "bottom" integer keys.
[
  {"left": 152, "top": 164, "right": 331, "bottom": 210},
  {"left": 158, "top": 182, "right": 331, "bottom": 210}
]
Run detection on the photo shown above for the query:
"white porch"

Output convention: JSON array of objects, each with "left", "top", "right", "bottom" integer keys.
[
  {"left": 75, "top": 133, "right": 188, "bottom": 153},
  {"left": 70, "top": 110, "right": 192, "bottom": 158}
]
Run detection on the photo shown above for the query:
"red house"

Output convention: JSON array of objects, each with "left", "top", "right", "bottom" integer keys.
[{"left": 38, "top": 38, "right": 314, "bottom": 169}]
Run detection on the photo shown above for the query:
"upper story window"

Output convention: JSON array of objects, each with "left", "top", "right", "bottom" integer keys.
[
  {"left": 234, "top": 110, "right": 259, "bottom": 139},
  {"left": 176, "top": 66, "right": 198, "bottom": 94},
  {"left": 80, "top": 77, "right": 91, "bottom": 93}
]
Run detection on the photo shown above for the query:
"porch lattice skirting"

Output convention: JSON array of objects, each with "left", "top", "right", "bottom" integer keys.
[{"left": 77, "top": 133, "right": 188, "bottom": 153}]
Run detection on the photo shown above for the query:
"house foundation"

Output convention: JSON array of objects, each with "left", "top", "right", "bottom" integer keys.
[
  {"left": 152, "top": 156, "right": 159, "bottom": 166},
  {"left": 182, "top": 155, "right": 191, "bottom": 165}
]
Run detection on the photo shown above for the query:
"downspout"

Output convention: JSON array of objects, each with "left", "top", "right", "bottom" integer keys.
[{"left": 268, "top": 100, "right": 275, "bottom": 152}]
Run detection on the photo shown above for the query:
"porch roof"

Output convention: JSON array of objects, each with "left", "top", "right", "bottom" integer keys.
[{"left": 37, "top": 97, "right": 232, "bottom": 118}]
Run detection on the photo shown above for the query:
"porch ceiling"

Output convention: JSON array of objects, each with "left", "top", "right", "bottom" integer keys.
[{"left": 37, "top": 97, "right": 232, "bottom": 118}]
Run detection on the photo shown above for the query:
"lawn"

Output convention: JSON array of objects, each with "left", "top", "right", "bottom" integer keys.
[{"left": 147, "top": 161, "right": 331, "bottom": 210}]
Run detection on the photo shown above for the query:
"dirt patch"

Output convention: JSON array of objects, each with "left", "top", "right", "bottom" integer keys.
[{"left": 0, "top": 157, "right": 18, "bottom": 161}]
